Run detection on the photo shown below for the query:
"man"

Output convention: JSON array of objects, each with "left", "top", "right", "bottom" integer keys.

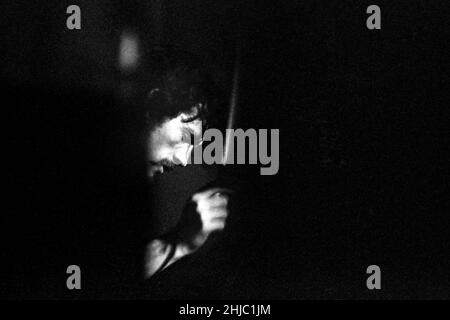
[{"left": 140, "top": 50, "right": 232, "bottom": 278}]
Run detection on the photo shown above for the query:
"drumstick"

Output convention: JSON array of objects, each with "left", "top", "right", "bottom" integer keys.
[{"left": 223, "top": 47, "right": 241, "bottom": 165}]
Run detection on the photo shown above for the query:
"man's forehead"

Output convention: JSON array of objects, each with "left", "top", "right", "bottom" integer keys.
[{"left": 152, "top": 116, "right": 184, "bottom": 142}]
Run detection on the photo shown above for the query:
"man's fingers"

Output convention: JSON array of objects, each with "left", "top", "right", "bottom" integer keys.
[
  {"left": 190, "top": 187, "right": 233, "bottom": 236},
  {"left": 203, "top": 218, "right": 226, "bottom": 233},
  {"left": 196, "top": 198, "right": 226, "bottom": 214},
  {"left": 207, "top": 196, "right": 229, "bottom": 207},
  {"left": 196, "top": 198, "right": 228, "bottom": 217},
  {"left": 198, "top": 207, "right": 228, "bottom": 219}
]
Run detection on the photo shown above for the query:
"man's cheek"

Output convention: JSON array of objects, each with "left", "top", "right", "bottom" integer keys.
[{"left": 204, "top": 219, "right": 226, "bottom": 232}]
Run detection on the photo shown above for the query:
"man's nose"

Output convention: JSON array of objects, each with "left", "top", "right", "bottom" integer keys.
[{"left": 173, "top": 144, "right": 193, "bottom": 166}]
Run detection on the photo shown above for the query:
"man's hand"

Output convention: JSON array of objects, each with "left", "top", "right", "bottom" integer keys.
[
  {"left": 188, "top": 187, "right": 231, "bottom": 248},
  {"left": 145, "top": 187, "right": 232, "bottom": 278}
]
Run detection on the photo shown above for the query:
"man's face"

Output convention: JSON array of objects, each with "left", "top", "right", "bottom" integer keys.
[{"left": 146, "top": 112, "right": 203, "bottom": 179}]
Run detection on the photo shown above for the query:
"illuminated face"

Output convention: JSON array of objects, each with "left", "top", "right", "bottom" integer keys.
[{"left": 146, "top": 111, "right": 203, "bottom": 179}]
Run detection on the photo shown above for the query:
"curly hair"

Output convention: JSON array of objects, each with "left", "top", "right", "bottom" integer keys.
[{"left": 141, "top": 48, "right": 226, "bottom": 131}]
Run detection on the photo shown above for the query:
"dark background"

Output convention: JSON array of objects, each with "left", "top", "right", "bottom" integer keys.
[{"left": 0, "top": 1, "right": 448, "bottom": 299}]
